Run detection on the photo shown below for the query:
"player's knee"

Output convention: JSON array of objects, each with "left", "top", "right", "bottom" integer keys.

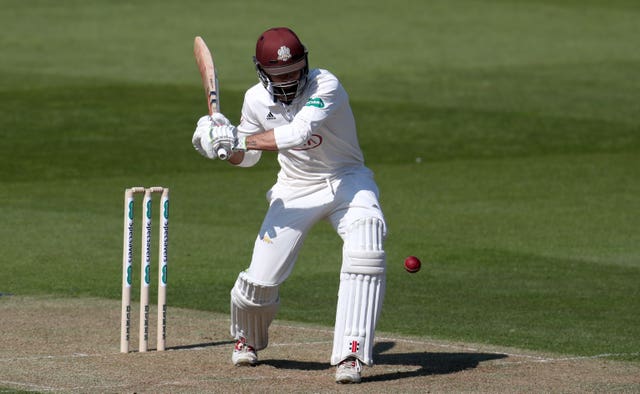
[
  {"left": 342, "top": 217, "right": 386, "bottom": 275},
  {"left": 231, "top": 271, "right": 280, "bottom": 310}
]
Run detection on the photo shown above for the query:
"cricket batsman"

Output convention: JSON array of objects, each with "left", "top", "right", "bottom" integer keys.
[{"left": 191, "top": 27, "right": 387, "bottom": 384}]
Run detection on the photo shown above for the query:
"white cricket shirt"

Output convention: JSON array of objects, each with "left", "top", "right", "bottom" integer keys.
[{"left": 237, "top": 69, "right": 368, "bottom": 186}]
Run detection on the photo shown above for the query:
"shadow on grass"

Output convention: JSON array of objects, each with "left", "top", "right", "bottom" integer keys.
[
  {"left": 366, "top": 341, "right": 507, "bottom": 382},
  {"left": 262, "top": 359, "right": 330, "bottom": 371},
  {"left": 262, "top": 341, "right": 508, "bottom": 382},
  {"left": 167, "top": 340, "right": 235, "bottom": 351}
]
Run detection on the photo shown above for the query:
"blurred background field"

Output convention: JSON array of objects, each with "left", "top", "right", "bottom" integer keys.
[{"left": 0, "top": 0, "right": 638, "bottom": 360}]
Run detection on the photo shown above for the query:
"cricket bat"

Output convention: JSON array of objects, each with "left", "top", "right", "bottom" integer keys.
[{"left": 193, "top": 36, "right": 229, "bottom": 159}]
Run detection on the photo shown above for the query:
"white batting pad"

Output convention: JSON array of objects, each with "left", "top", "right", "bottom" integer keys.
[
  {"left": 230, "top": 271, "right": 280, "bottom": 351},
  {"left": 331, "top": 217, "right": 386, "bottom": 366},
  {"left": 340, "top": 217, "right": 386, "bottom": 274},
  {"left": 331, "top": 272, "right": 385, "bottom": 366}
]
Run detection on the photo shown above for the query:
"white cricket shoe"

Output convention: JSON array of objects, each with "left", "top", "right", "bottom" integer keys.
[
  {"left": 232, "top": 338, "right": 258, "bottom": 366},
  {"left": 335, "top": 357, "right": 362, "bottom": 384}
]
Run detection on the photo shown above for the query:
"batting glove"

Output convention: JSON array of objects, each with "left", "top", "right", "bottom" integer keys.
[
  {"left": 192, "top": 114, "right": 232, "bottom": 159},
  {"left": 208, "top": 113, "right": 231, "bottom": 127},
  {"left": 210, "top": 124, "right": 238, "bottom": 160},
  {"left": 192, "top": 120, "right": 216, "bottom": 159}
]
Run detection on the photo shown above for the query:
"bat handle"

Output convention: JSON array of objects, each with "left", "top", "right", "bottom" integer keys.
[
  {"left": 207, "top": 113, "right": 230, "bottom": 160},
  {"left": 217, "top": 147, "right": 230, "bottom": 160}
]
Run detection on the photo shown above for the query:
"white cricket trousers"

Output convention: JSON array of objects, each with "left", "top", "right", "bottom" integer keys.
[{"left": 245, "top": 167, "right": 386, "bottom": 285}]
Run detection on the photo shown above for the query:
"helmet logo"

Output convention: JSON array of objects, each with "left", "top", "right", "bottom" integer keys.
[{"left": 277, "top": 46, "right": 292, "bottom": 62}]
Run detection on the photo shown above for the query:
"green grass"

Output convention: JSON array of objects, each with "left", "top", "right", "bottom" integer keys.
[{"left": 1, "top": 0, "right": 639, "bottom": 361}]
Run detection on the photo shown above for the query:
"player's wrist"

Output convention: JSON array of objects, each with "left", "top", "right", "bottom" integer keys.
[{"left": 235, "top": 136, "right": 247, "bottom": 151}]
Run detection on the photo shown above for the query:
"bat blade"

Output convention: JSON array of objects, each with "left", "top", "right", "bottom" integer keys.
[
  {"left": 194, "top": 36, "right": 220, "bottom": 114},
  {"left": 193, "top": 36, "right": 229, "bottom": 159}
]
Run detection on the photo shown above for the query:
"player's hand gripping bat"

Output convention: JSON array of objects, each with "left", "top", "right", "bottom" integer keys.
[{"left": 194, "top": 36, "right": 230, "bottom": 160}]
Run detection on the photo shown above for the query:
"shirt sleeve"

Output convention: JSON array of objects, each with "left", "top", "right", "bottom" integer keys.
[
  {"left": 273, "top": 74, "right": 344, "bottom": 149},
  {"left": 234, "top": 94, "right": 263, "bottom": 167}
]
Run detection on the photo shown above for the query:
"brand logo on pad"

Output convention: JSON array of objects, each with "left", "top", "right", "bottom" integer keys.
[{"left": 349, "top": 340, "right": 360, "bottom": 353}]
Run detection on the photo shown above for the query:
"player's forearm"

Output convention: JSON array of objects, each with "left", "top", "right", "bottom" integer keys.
[
  {"left": 228, "top": 129, "right": 277, "bottom": 165},
  {"left": 244, "top": 129, "right": 278, "bottom": 151}
]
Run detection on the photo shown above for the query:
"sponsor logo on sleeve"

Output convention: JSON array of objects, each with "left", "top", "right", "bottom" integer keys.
[{"left": 305, "top": 97, "right": 325, "bottom": 108}]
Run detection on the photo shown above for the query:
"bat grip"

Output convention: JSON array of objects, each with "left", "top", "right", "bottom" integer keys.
[{"left": 217, "top": 147, "right": 229, "bottom": 160}]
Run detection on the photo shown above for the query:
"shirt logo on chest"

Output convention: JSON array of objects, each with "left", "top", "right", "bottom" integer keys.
[{"left": 266, "top": 111, "right": 276, "bottom": 120}]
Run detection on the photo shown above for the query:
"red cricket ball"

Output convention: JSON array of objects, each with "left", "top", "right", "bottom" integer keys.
[{"left": 404, "top": 256, "right": 421, "bottom": 273}]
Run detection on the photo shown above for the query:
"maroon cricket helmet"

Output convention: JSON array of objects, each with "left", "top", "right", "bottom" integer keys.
[{"left": 253, "top": 27, "right": 309, "bottom": 103}]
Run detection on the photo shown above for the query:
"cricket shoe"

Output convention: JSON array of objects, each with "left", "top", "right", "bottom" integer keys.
[
  {"left": 232, "top": 338, "right": 258, "bottom": 366},
  {"left": 335, "top": 357, "right": 362, "bottom": 384}
]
